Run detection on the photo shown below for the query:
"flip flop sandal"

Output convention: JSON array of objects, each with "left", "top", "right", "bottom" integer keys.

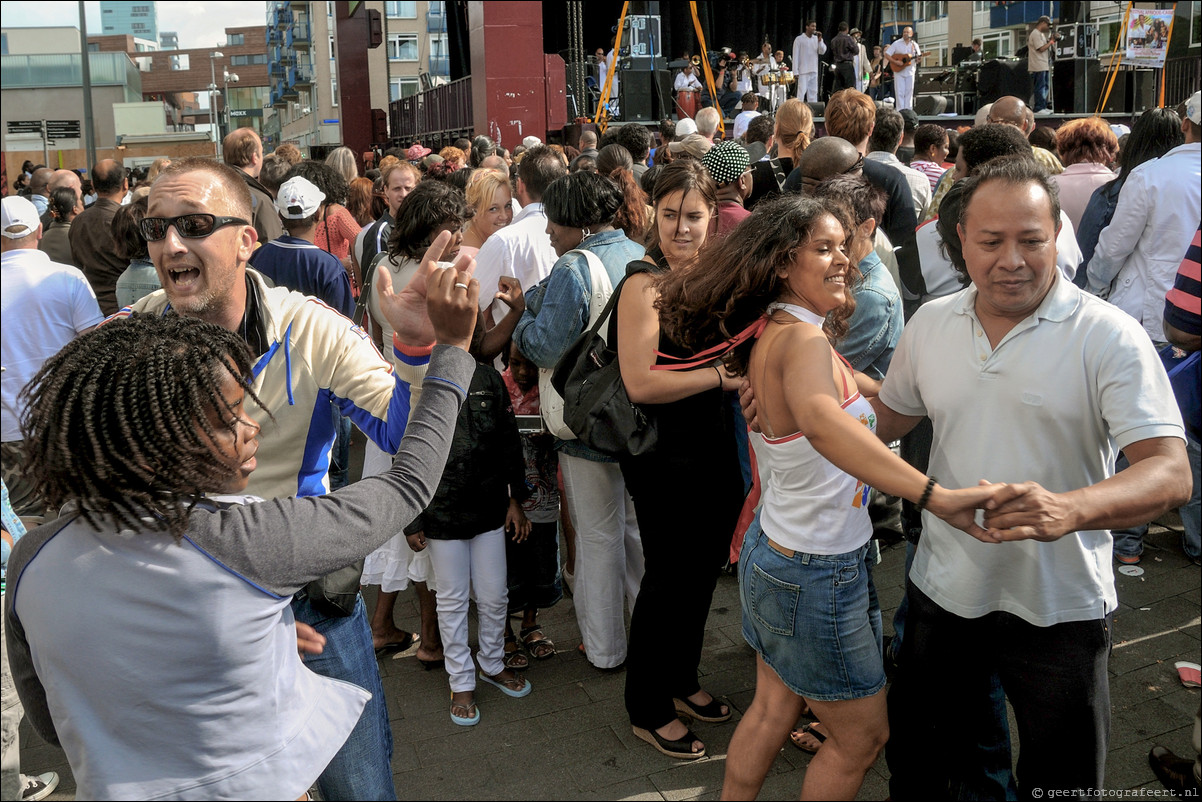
[
  {"left": 520, "top": 625, "right": 556, "bottom": 660},
  {"left": 631, "top": 725, "right": 706, "bottom": 760},
  {"left": 790, "top": 722, "right": 826, "bottom": 754},
  {"left": 450, "top": 695, "right": 480, "bottom": 727},
  {"left": 478, "top": 671, "right": 532, "bottom": 698},
  {"left": 673, "top": 695, "right": 732, "bottom": 723},
  {"left": 374, "top": 632, "right": 420, "bottom": 658},
  {"left": 503, "top": 635, "right": 530, "bottom": 670}
]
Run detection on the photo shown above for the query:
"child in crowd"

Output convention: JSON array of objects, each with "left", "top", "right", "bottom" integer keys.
[
  {"left": 500, "top": 342, "right": 563, "bottom": 668},
  {"left": 404, "top": 355, "right": 534, "bottom": 726}
]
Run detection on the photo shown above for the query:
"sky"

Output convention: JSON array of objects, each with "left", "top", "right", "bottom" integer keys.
[{"left": 0, "top": 1, "right": 267, "bottom": 51}]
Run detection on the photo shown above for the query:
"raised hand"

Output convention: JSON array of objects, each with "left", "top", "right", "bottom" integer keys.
[
  {"left": 494, "top": 275, "right": 526, "bottom": 313},
  {"left": 426, "top": 255, "right": 479, "bottom": 351},
  {"left": 376, "top": 230, "right": 476, "bottom": 347}
]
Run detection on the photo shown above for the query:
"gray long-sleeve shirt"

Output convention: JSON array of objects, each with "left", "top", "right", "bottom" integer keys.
[{"left": 4, "top": 345, "right": 474, "bottom": 800}]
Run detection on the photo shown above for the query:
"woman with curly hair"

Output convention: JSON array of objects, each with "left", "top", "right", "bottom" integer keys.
[
  {"left": 4, "top": 280, "right": 478, "bottom": 800},
  {"left": 652, "top": 193, "right": 995, "bottom": 798},
  {"left": 614, "top": 159, "right": 744, "bottom": 760},
  {"left": 346, "top": 176, "right": 377, "bottom": 227}
]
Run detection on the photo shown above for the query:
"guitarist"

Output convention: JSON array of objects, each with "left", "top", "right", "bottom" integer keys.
[{"left": 885, "top": 26, "right": 926, "bottom": 111}]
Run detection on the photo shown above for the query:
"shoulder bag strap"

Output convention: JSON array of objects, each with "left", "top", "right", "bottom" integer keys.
[{"left": 565, "top": 248, "right": 614, "bottom": 339}]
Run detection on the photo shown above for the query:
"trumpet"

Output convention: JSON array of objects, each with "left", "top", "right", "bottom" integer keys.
[
  {"left": 690, "top": 54, "right": 702, "bottom": 67},
  {"left": 740, "top": 56, "right": 752, "bottom": 68}
]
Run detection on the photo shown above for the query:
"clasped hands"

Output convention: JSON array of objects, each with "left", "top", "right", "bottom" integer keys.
[{"left": 929, "top": 480, "right": 1075, "bottom": 544}]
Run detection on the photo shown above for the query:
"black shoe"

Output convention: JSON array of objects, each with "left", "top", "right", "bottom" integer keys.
[{"left": 1149, "top": 745, "right": 1201, "bottom": 796}]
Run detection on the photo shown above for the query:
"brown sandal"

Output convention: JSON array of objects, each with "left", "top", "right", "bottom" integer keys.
[{"left": 503, "top": 634, "right": 529, "bottom": 670}]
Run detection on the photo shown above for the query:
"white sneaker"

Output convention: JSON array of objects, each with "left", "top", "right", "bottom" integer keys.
[
  {"left": 1035, "top": 108, "right": 1053, "bottom": 115},
  {"left": 21, "top": 772, "right": 59, "bottom": 802}
]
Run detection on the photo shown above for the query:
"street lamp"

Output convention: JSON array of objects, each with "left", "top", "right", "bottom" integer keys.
[
  {"left": 209, "top": 50, "right": 224, "bottom": 157},
  {"left": 223, "top": 69, "right": 240, "bottom": 139}
]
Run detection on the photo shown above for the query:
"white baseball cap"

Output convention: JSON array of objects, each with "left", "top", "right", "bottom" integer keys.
[
  {"left": 675, "top": 117, "right": 698, "bottom": 137},
  {"left": 1186, "top": 91, "right": 1201, "bottom": 126},
  {"left": 275, "top": 176, "right": 325, "bottom": 219},
  {"left": 1, "top": 196, "right": 41, "bottom": 239}
]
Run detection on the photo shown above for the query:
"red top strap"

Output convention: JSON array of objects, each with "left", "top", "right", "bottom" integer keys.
[{"left": 649, "top": 316, "right": 769, "bottom": 371}]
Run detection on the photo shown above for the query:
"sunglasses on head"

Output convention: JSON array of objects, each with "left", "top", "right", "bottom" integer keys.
[{"left": 139, "top": 214, "right": 249, "bottom": 242}]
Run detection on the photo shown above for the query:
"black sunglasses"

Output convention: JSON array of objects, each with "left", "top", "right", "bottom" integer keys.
[{"left": 140, "top": 214, "right": 250, "bottom": 242}]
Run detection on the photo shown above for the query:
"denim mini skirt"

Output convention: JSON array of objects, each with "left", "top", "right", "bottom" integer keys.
[{"left": 739, "top": 526, "right": 885, "bottom": 702}]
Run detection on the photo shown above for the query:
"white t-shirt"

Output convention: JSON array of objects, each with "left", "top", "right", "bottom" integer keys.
[
  {"left": 878, "top": 275, "right": 1184, "bottom": 626},
  {"left": 1028, "top": 28, "right": 1050, "bottom": 72},
  {"left": 2, "top": 248, "right": 104, "bottom": 441},
  {"left": 885, "top": 38, "right": 921, "bottom": 77},
  {"left": 472, "top": 202, "right": 557, "bottom": 326},
  {"left": 674, "top": 71, "right": 702, "bottom": 93},
  {"left": 732, "top": 110, "right": 761, "bottom": 140},
  {"left": 792, "top": 33, "right": 826, "bottom": 75}
]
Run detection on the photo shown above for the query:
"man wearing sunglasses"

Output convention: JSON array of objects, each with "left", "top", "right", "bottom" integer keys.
[{"left": 116, "top": 157, "right": 471, "bottom": 801}]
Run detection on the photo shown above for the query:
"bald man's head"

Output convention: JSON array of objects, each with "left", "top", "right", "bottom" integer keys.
[
  {"left": 989, "top": 96, "right": 1032, "bottom": 133},
  {"left": 797, "top": 136, "right": 862, "bottom": 193},
  {"left": 480, "top": 154, "right": 508, "bottom": 172},
  {"left": 30, "top": 168, "right": 53, "bottom": 197},
  {"left": 48, "top": 170, "right": 81, "bottom": 195},
  {"left": 91, "top": 159, "right": 127, "bottom": 198}
]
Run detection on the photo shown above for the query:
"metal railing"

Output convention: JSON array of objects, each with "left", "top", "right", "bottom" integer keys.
[
  {"left": 389, "top": 76, "right": 472, "bottom": 145},
  {"left": 1163, "top": 55, "right": 1201, "bottom": 109}
]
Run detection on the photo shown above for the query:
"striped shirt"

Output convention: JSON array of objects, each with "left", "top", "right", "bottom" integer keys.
[{"left": 1165, "top": 226, "right": 1202, "bottom": 336}]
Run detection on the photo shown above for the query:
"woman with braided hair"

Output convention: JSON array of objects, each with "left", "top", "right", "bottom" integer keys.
[{"left": 3, "top": 246, "right": 479, "bottom": 801}]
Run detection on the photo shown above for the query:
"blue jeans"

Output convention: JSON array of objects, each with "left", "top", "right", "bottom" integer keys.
[
  {"left": 740, "top": 530, "right": 884, "bottom": 702},
  {"left": 1032, "top": 70, "right": 1049, "bottom": 111},
  {"left": 888, "top": 540, "right": 917, "bottom": 663},
  {"left": 887, "top": 581, "right": 1111, "bottom": 800},
  {"left": 292, "top": 593, "right": 397, "bottom": 801},
  {"left": 1182, "top": 434, "right": 1201, "bottom": 560}
]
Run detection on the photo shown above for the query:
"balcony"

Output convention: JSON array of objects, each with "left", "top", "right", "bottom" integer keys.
[
  {"left": 990, "top": 1, "right": 1061, "bottom": 29},
  {"left": 429, "top": 55, "right": 449, "bottom": 76},
  {"left": 270, "top": 60, "right": 286, "bottom": 77},
  {"left": 427, "top": 11, "right": 446, "bottom": 33},
  {"left": 267, "top": 27, "right": 280, "bottom": 46},
  {"left": 292, "top": 65, "right": 312, "bottom": 86},
  {"left": 274, "top": 7, "right": 291, "bottom": 29},
  {"left": 272, "top": 88, "right": 287, "bottom": 107},
  {"left": 292, "top": 23, "right": 311, "bottom": 49}
]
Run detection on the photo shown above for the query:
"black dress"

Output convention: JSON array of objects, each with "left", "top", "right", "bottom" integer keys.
[{"left": 616, "top": 259, "right": 744, "bottom": 731}]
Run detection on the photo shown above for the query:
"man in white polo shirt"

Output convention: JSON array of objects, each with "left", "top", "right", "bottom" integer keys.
[{"left": 875, "top": 157, "right": 1189, "bottom": 798}]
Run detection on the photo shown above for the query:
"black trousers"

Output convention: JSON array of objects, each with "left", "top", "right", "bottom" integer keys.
[
  {"left": 887, "top": 581, "right": 1112, "bottom": 801},
  {"left": 834, "top": 61, "right": 857, "bottom": 92},
  {"left": 620, "top": 451, "right": 741, "bottom": 731}
]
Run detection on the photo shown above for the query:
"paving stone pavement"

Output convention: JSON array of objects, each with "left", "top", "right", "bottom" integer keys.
[{"left": 17, "top": 510, "right": 1198, "bottom": 800}]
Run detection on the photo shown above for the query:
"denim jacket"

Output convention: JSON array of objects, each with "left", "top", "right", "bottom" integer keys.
[
  {"left": 514, "top": 229, "right": 645, "bottom": 461},
  {"left": 838, "top": 249, "right": 902, "bottom": 380}
]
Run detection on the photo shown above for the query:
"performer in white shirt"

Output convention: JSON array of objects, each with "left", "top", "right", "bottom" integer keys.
[
  {"left": 792, "top": 21, "right": 826, "bottom": 102},
  {"left": 885, "top": 27, "right": 925, "bottom": 111},
  {"left": 674, "top": 64, "right": 703, "bottom": 94}
]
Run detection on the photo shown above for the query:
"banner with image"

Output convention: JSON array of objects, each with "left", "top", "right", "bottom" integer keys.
[{"left": 1125, "top": 9, "right": 1174, "bottom": 68}]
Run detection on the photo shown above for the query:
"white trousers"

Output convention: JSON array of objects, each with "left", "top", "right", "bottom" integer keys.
[
  {"left": 797, "top": 72, "right": 819, "bottom": 102},
  {"left": 560, "top": 453, "right": 643, "bottom": 669},
  {"left": 426, "top": 528, "right": 508, "bottom": 692},
  {"left": 895, "top": 72, "right": 915, "bottom": 110}
]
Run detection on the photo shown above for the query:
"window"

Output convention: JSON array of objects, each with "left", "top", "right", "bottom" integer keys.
[
  {"left": 429, "top": 0, "right": 445, "bottom": 15},
  {"left": 1190, "top": 1, "right": 1201, "bottom": 47},
  {"left": 231, "top": 54, "right": 268, "bottom": 66},
  {"left": 388, "top": 33, "right": 419, "bottom": 60},
  {"left": 227, "top": 33, "right": 245, "bottom": 46},
  {"left": 980, "top": 31, "right": 1011, "bottom": 59},
  {"left": 172, "top": 53, "right": 191, "bottom": 70},
  {"left": 329, "top": 33, "right": 336, "bottom": 60},
  {"left": 1094, "top": 13, "right": 1123, "bottom": 56},
  {"left": 386, "top": 1, "right": 417, "bottom": 18},
  {"left": 921, "top": 2, "right": 945, "bottom": 21},
  {"left": 390, "top": 76, "right": 420, "bottom": 101},
  {"left": 430, "top": 33, "right": 448, "bottom": 57},
  {"left": 331, "top": 76, "right": 339, "bottom": 106}
]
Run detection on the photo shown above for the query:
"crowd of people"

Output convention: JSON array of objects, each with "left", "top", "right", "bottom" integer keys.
[{"left": 1, "top": 80, "right": 1199, "bottom": 800}]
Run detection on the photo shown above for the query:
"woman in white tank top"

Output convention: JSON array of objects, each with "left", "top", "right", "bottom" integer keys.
[{"left": 656, "top": 195, "right": 997, "bottom": 800}]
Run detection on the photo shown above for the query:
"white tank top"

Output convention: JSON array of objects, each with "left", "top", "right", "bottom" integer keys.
[{"left": 751, "top": 303, "right": 876, "bottom": 555}]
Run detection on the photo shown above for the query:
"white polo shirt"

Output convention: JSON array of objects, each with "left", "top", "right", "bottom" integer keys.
[
  {"left": 879, "top": 273, "right": 1184, "bottom": 626},
  {"left": 472, "top": 201, "right": 557, "bottom": 326}
]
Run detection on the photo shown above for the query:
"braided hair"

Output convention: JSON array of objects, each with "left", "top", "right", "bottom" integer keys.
[{"left": 19, "top": 313, "right": 268, "bottom": 538}]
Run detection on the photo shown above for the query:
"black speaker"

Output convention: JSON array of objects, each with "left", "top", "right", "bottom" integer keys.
[
  {"left": 806, "top": 101, "right": 826, "bottom": 117},
  {"left": 620, "top": 72, "right": 656, "bottom": 122},
  {"left": 914, "top": 94, "right": 948, "bottom": 115},
  {"left": 977, "top": 59, "right": 1029, "bottom": 105}
]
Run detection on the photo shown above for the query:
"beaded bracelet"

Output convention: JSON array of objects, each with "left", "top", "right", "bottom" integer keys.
[{"left": 916, "top": 476, "right": 936, "bottom": 512}]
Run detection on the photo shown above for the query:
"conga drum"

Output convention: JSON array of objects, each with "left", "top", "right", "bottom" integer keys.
[{"left": 677, "top": 89, "right": 698, "bottom": 119}]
